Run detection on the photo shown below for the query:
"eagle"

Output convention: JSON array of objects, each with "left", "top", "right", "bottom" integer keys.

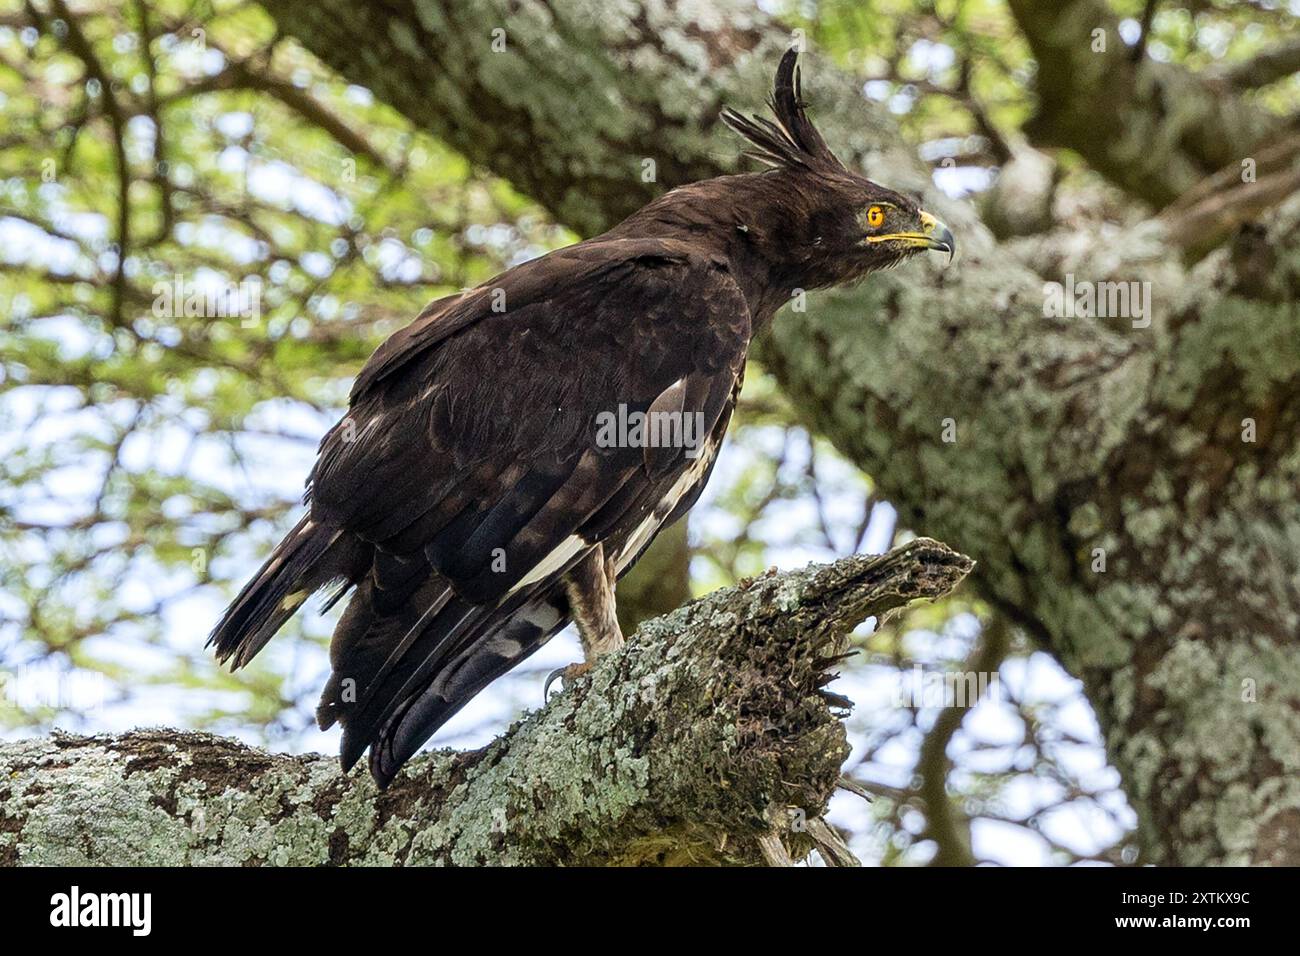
[{"left": 210, "top": 49, "right": 955, "bottom": 787}]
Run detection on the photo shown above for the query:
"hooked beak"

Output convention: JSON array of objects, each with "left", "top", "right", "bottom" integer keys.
[
  {"left": 917, "top": 210, "right": 956, "bottom": 263},
  {"left": 860, "top": 210, "right": 956, "bottom": 263}
]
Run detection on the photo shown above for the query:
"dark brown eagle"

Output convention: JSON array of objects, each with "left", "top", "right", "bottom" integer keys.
[{"left": 210, "top": 49, "right": 955, "bottom": 787}]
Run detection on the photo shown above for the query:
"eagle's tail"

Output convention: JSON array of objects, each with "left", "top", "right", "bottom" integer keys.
[
  {"left": 318, "top": 569, "right": 571, "bottom": 787},
  {"left": 208, "top": 516, "right": 345, "bottom": 669},
  {"left": 368, "top": 594, "right": 567, "bottom": 786}
]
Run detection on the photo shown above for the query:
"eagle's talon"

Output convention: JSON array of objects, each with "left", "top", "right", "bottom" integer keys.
[{"left": 543, "top": 661, "right": 593, "bottom": 700}]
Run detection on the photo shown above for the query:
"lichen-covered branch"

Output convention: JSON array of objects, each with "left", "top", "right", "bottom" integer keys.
[
  {"left": 770, "top": 194, "right": 1300, "bottom": 865},
  {"left": 255, "top": 0, "right": 959, "bottom": 239},
  {"left": 0, "top": 540, "right": 972, "bottom": 866}
]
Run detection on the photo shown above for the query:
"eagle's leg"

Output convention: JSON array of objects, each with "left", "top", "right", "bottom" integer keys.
[
  {"left": 544, "top": 545, "right": 624, "bottom": 696},
  {"left": 565, "top": 544, "right": 624, "bottom": 660}
]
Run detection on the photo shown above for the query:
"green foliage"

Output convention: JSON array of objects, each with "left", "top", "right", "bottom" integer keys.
[{"left": 0, "top": 0, "right": 571, "bottom": 738}]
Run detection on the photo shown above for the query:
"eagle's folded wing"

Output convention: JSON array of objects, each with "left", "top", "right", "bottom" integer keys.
[{"left": 216, "top": 237, "right": 751, "bottom": 780}]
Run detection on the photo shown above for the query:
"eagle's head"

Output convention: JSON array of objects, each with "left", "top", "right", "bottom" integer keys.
[{"left": 720, "top": 49, "right": 955, "bottom": 293}]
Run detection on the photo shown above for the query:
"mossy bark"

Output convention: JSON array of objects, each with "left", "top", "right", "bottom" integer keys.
[{"left": 1, "top": 542, "right": 971, "bottom": 866}]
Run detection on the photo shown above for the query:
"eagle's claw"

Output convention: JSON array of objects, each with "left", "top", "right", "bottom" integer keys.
[{"left": 543, "top": 661, "right": 593, "bottom": 700}]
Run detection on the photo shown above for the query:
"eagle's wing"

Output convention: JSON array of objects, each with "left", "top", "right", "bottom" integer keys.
[{"left": 211, "top": 236, "right": 750, "bottom": 782}]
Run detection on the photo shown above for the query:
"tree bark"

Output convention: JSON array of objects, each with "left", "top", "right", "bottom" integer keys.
[
  {"left": 0, "top": 541, "right": 971, "bottom": 866},
  {"left": 256, "top": 0, "right": 1300, "bottom": 865}
]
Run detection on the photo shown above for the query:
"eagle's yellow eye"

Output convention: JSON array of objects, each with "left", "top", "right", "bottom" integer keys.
[{"left": 866, "top": 205, "right": 885, "bottom": 228}]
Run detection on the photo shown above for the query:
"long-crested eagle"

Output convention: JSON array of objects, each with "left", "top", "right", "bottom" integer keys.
[{"left": 210, "top": 49, "right": 955, "bottom": 787}]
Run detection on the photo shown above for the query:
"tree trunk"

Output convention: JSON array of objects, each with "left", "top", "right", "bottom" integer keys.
[
  {"left": 256, "top": 0, "right": 1300, "bottom": 865},
  {"left": 0, "top": 542, "right": 971, "bottom": 866}
]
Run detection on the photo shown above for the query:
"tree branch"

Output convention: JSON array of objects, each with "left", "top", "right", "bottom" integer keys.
[
  {"left": 917, "top": 615, "right": 1010, "bottom": 866},
  {"left": 40, "top": 0, "right": 133, "bottom": 328},
  {"left": 1160, "top": 131, "right": 1300, "bottom": 260},
  {"left": 0, "top": 540, "right": 972, "bottom": 866},
  {"left": 1213, "top": 36, "right": 1300, "bottom": 90},
  {"left": 256, "top": 0, "right": 948, "bottom": 239},
  {"left": 1006, "top": 0, "right": 1283, "bottom": 207}
]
